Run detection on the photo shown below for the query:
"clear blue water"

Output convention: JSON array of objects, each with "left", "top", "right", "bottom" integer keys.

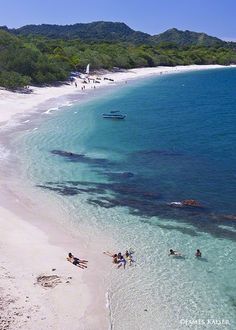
[{"left": 8, "top": 68, "right": 236, "bottom": 329}]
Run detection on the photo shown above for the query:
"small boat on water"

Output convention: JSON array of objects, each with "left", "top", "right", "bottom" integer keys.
[{"left": 102, "top": 111, "right": 126, "bottom": 119}]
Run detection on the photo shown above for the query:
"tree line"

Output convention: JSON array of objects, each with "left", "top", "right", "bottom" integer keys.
[{"left": 0, "top": 29, "right": 236, "bottom": 89}]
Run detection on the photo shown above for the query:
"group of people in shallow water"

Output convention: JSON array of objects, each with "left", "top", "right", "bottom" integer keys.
[
  {"left": 103, "top": 250, "right": 134, "bottom": 269},
  {"left": 66, "top": 249, "right": 202, "bottom": 270},
  {"left": 67, "top": 250, "right": 134, "bottom": 270},
  {"left": 169, "top": 249, "right": 202, "bottom": 257}
]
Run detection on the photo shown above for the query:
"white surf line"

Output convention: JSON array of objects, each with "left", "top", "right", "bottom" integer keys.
[
  {"left": 106, "top": 290, "right": 114, "bottom": 330},
  {"left": 43, "top": 107, "right": 59, "bottom": 114}
]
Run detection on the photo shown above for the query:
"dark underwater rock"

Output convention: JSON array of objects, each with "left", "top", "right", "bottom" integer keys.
[
  {"left": 182, "top": 200, "right": 203, "bottom": 208},
  {"left": 37, "top": 184, "right": 80, "bottom": 196},
  {"left": 51, "top": 150, "right": 86, "bottom": 160},
  {"left": 131, "top": 149, "right": 183, "bottom": 158},
  {"left": 105, "top": 171, "right": 135, "bottom": 180},
  {"left": 222, "top": 214, "right": 236, "bottom": 221},
  {"left": 50, "top": 149, "right": 114, "bottom": 166},
  {"left": 169, "top": 200, "right": 203, "bottom": 208}
]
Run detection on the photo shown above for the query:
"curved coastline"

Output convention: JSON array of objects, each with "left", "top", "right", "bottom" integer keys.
[
  {"left": 0, "top": 64, "right": 236, "bottom": 329},
  {"left": 0, "top": 64, "right": 235, "bottom": 125}
]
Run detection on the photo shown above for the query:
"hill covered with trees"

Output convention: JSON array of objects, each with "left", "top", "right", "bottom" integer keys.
[
  {"left": 151, "top": 28, "right": 226, "bottom": 47},
  {"left": 0, "top": 22, "right": 236, "bottom": 89},
  {"left": 4, "top": 22, "right": 229, "bottom": 47},
  {"left": 4, "top": 22, "right": 151, "bottom": 44}
]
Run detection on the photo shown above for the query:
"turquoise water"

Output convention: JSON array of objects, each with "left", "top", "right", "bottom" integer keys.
[{"left": 8, "top": 69, "right": 236, "bottom": 329}]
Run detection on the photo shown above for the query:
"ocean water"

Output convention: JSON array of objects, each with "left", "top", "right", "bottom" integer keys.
[{"left": 6, "top": 68, "right": 236, "bottom": 329}]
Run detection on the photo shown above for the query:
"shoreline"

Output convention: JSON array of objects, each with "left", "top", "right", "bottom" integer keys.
[
  {"left": 0, "top": 180, "right": 112, "bottom": 330},
  {"left": 0, "top": 64, "right": 236, "bottom": 329},
  {"left": 1, "top": 64, "right": 235, "bottom": 125}
]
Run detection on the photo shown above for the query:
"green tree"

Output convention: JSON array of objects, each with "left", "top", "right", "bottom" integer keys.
[{"left": 0, "top": 71, "right": 31, "bottom": 89}]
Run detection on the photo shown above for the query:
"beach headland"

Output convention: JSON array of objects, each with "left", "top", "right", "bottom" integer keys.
[{"left": 0, "top": 64, "right": 235, "bottom": 329}]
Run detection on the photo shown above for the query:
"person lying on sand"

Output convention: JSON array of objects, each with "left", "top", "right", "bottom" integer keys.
[
  {"left": 168, "top": 249, "right": 182, "bottom": 256},
  {"left": 67, "top": 252, "right": 88, "bottom": 269}
]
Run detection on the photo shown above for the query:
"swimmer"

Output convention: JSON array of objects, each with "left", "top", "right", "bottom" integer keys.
[
  {"left": 168, "top": 249, "right": 181, "bottom": 256},
  {"left": 195, "top": 249, "right": 202, "bottom": 257}
]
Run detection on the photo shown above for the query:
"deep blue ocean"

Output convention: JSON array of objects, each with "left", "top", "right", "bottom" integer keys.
[{"left": 9, "top": 68, "right": 236, "bottom": 329}]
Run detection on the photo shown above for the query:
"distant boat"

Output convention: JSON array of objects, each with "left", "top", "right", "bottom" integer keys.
[{"left": 102, "top": 111, "right": 126, "bottom": 119}]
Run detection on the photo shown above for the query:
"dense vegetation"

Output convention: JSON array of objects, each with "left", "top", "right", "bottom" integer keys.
[
  {"left": 151, "top": 28, "right": 225, "bottom": 47},
  {"left": 0, "top": 22, "right": 236, "bottom": 89},
  {"left": 4, "top": 22, "right": 228, "bottom": 47},
  {"left": 7, "top": 22, "right": 151, "bottom": 44}
]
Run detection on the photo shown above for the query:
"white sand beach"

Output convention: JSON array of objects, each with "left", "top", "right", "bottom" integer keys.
[
  {"left": 0, "top": 185, "right": 111, "bottom": 330},
  {"left": 0, "top": 64, "right": 235, "bottom": 330},
  {"left": 1, "top": 64, "right": 234, "bottom": 124}
]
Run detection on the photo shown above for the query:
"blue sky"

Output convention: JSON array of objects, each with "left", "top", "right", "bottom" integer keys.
[{"left": 0, "top": 0, "right": 235, "bottom": 40}]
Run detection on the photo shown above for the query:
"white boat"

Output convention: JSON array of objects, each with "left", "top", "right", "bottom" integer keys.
[{"left": 86, "top": 64, "right": 90, "bottom": 75}]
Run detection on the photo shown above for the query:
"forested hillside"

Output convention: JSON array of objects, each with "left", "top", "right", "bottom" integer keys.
[
  {"left": 8, "top": 22, "right": 151, "bottom": 44},
  {"left": 0, "top": 22, "right": 236, "bottom": 89},
  {"left": 4, "top": 22, "right": 229, "bottom": 47},
  {"left": 151, "top": 28, "right": 226, "bottom": 46}
]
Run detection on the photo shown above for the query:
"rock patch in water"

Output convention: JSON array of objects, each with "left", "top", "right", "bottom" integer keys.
[{"left": 50, "top": 149, "right": 114, "bottom": 167}]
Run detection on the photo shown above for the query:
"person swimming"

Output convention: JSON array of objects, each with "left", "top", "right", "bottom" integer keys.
[
  {"left": 168, "top": 249, "right": 181, "bottom": 256},
  {"left": 195, "top": 249, "right": 202, "bottom": 257}
]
